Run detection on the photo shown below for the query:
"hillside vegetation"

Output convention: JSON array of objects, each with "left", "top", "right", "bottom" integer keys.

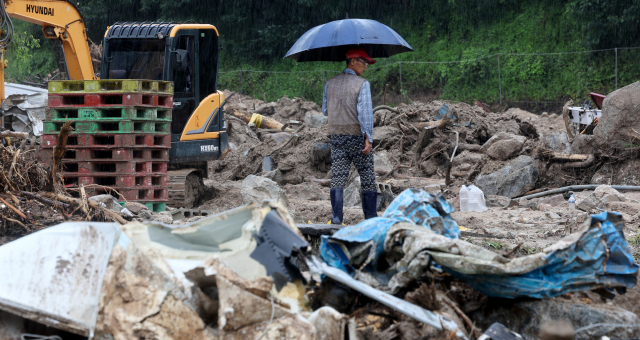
[{"left": 6, "top": 0, "right": 640, "bottom": 109}]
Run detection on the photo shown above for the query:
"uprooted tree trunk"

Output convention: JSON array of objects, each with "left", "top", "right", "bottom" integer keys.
[
  {"left": 537, "top": 147, "right": 595, "bottom": 170},
  {"left": 48, "top": 121, "right": 73, "bottom": 193}
]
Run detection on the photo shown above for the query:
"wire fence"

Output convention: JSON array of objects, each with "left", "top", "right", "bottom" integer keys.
[{"left": 218, "top": 47, "right": 640, "bottom": 112}]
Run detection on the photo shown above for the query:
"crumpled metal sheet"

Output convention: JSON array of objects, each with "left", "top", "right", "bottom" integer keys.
[
  {"left": 2, "top": 93, "right": 47, "bottom": 135},
  {"left": 320, "top": 189, "right": 459, "bottom": 277}
]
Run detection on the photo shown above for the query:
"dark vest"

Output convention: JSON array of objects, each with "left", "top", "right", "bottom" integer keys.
[{"left": 326, "top": 73, "right": 366, "bottom": 136}]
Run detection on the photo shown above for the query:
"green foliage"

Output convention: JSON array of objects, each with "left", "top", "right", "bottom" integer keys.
[
  {"left": 628, "top": 234, "right": 640, "bottom": 246},
  {"left": 484, "top": 240, "right": 505, "bottom": 250},
  {"left": 5, "top": 21, "right": 57, "bottom": 81}
]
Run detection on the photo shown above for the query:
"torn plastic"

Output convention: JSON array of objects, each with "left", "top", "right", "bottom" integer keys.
[{"left": 320, "top": 189, "right": 459, "bottom": 277}]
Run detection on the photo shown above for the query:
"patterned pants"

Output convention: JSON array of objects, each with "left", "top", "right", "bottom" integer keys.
[{"left": 330, "top": 134, "right": 376, "bottom": 192}]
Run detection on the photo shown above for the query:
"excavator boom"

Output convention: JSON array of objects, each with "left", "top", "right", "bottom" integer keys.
[{"left": 0, "top": 0, "right": 95, "bottom": 99}]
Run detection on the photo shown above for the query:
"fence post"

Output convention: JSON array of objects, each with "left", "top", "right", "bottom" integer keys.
[
  {"left": 498, "top": 55, "right": 502, "bottom": 104},
  {"left": 399, "top": 62, "right": 403, "bottom": 103},
  {"left": 322, "top": 69, "right": 325, "bottom": 83},
  {"left": 615, "top": 48, "right": 618, "bottom": 90},
  {"left": 239, "top": 71, "right": 243, "bottom": 94}
]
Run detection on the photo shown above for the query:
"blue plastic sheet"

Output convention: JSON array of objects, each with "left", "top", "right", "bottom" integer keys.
[
  {"left": 447, "top": 212, "right": 639, "bottom": 299},
  {"left": 320, "top": 189, "right": 459, "bottom": 275},
  {"left": 321, "top": 189, "right": 638, "bottom": 299}
]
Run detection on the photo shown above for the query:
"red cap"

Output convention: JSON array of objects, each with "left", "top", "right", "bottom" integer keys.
[{"left": 346, "top": 48, "right": 375, "bottom": 64}]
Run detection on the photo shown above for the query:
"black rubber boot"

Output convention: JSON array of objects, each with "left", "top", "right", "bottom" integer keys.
[
  {"left": 361, "top": 191, "right": 378, "bottom": 219},
  {"left": 330, "top": 187, "right": 344, "bottom": 224}
]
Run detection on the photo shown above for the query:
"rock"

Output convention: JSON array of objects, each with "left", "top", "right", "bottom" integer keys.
[
  {"left": 88, "top": 194, "right": 122, "bottom": 212},
  {"left": 577, "top": 185, "right": 626, "bottom": 211},
  {"left": 475, "top": 155, "right": 539, "bottom": 198},
  {"left": 241, "top": 175, "right": 289, "bottom": 207},
  {"left": 278, "top": 103, "right": 300, "bottom": 118},
  {"left": 592, "top": 159, "right": 640, "bottom": 186},
  {"left": 262, "top": 169, "right": 283, "bottom": 184},
  {"left": 537, "top": 194, "right": 566, "bottom": 209},
  {"left": 374, "top": 151, "right": 394, "bottom": 174},
  {"left": 152, "top": 213, "right": 173, "bottom": 224},
  {"left": 549, "top": 113, "right": 558, "bottom": 118},
  {"left": 486, "top": 195, "right": 512, "bottom": 208},
  {"left": 304, "top": 111, "right": 328, "bottom": 128},
  {"left": 470, "top": 298, "right": 639, "bottom": 340},
  {"left": 571, "top": 134, "right": 597, "bottom": 154},
  {"left": 538, "top": 203, "right": 553, "bottom": 211},
  {"left": 539, "top": 320, "right": 575, "bottom": 340},
  {"left": 479, "top": 132, "right": 527, "bottom": 160},
  {"left": 606, "top": 201, "right": 640, "bottom": 215},
  {"left": 138, "top": 210, "right": 153, "bottom": 220},
  {"left": 125, "top": 202, "right": 150, "bottom": 214},
  {"left": 541, "top": 112, "right": 549, "bottom": 118},
  {"left": 452, "top": 151, "right": 485, "bottom": 172},
  {"left": 544, "top": 211, "right": 560, "bottom": 219},
  {"left": 255, "top": 102, "right": 276, "bottom": 116},
  {"left": 344, "top": 177, "right": 361, "bottom": 208},
  {"left": 263, "top": 132, "right": 291, "bottom": 145},
  {"left": 541, "top": 131, "right": 571, "bottom": 154},
  {"left": 277, "top": 96, "right": 295, "bottom": 107},
  {"left": 594, "top": 81, "right": 640, "bottom": 150},
  {"left": 300, "top": 100, "right": 321, "bottom": 113},
  {"left": 373, "top": 126, "right": 400, "bottom": 145}
]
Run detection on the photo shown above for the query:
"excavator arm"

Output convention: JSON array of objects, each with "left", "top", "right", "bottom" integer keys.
[{"left": 0, "top": 0, "right": 94, "bottom": 100}]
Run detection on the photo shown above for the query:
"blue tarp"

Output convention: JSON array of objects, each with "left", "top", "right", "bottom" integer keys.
[
  {"left": 447, "top": 212, "right": 639, "bottom": 299},
  {"left": 320, "top": 189, "right": 639, "bottom": 299},
  {"left": 320, "top": 189, "right": 459, "bottom": 275}
]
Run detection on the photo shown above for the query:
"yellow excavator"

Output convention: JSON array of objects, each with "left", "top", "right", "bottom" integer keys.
[{"left": 0, "top": 0, "right": 228, "bottom": 207}]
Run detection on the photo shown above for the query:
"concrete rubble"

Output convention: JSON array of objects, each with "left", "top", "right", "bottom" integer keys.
[{"left": 4, "top": 86, "right": 640, "bottom": 339}]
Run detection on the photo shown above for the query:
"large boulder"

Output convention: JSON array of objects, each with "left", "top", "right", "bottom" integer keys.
[
  {"left": 571, "top": 134, "right": 597, "bottom": 154},
  {"left": 241, "top": 175, "right": 288, "bottom": 207},
  {"left": 595, "top": 81, "right": 640, "bottom": 150},
  {"left": 577, "top": 185, "right": 626, "bottom": 211},
  {"left": 475, "top": 155, "right": 539, "bottom": 198},
  {"left": 541, "top": 131, "right": 571, "bottom": 154},
  {"left": 470, "top": 298, "right": 640, "bottom": 340},
  {"left": 479, "top": 132, "right": 527, "bottom": 160},
  {"left": 304, "top": 111, "right": 328, "bottom": 128},
  {"left": 452, "top": 151, "right": 485, "bottom": 173},
  {"left": 373, "top": 126, "right": 400, "bottom": 146}
]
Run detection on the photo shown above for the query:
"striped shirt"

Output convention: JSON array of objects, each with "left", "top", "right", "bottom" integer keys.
[{"left": 322, "top": 69, "right": 374, "bottom": 143}]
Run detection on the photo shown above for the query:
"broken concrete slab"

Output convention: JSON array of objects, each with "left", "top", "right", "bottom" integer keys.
[
  {"left": 170, "top": 208, "right": 212, "bottom": 221},
  {"left": 475, "top": 155, "right": 539, "bottom": 198}
]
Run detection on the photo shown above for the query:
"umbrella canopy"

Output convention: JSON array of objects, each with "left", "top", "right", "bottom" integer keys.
[{"left": 284, "top": 19, "right": 413, "bottom": 62}]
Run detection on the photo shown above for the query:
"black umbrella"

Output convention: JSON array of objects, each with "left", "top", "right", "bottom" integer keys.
[{"left": 284, "top": 19, "right": 413, "bottom": 62}]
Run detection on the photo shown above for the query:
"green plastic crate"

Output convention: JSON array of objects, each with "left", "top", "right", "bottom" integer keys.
[
  {"left": 46, "top": 107, "right": 172, "bottom": 122},
  {"left": 43, "top": 120, "right": 170, "bottom": 134},
  {"left": 49, "top": 79, "right": 174, "bottom": 95}
]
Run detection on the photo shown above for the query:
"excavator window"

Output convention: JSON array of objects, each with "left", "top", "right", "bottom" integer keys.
[
  {"left": 105, "top": 39, "right": 165, "bottom": 80},
  {"left": 172, "top": 35, "right": 194, "bottom": 94},
  {"left": 198, "top": 29, "right": 218, "bottom": 96}
]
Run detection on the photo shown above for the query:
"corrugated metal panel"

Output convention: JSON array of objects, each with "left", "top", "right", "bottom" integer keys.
[{"left": 4, "top": 82, "right": 48, "bottom": 96}]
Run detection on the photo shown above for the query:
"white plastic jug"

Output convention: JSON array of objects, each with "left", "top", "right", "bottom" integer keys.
[
  {"left": 468, "top": 185, "right": 488, "bottom": 212},
  {"left": 459, "top": 185, "right": 469, "bottom": 212}
]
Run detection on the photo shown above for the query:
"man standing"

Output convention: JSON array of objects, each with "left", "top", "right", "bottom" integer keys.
[{"left": 322, "top": 48, "right": 377, "bottom": 224}]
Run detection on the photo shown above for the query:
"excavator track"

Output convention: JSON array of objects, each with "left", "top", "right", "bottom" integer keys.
[{"left": 167, "top": 168, "right": 209, "bottom": 208}]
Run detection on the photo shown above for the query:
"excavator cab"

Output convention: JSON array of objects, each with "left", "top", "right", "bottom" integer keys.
[{"left": 100, "top": 23, "right": 229, "bottom": 167}]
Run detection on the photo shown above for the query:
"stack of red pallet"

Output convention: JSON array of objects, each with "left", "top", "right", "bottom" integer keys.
[{"left": 41, "top": 79, "right": 173, "bottom": 212}]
